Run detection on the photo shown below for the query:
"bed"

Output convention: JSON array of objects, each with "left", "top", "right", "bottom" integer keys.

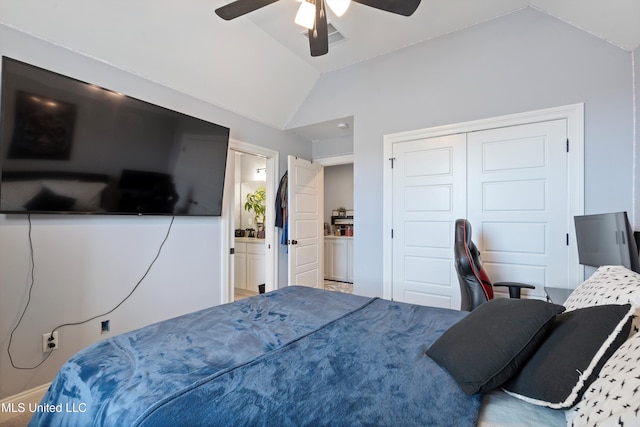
[{"left": 30, "top": 266, "right": 640, "bottom": 427}]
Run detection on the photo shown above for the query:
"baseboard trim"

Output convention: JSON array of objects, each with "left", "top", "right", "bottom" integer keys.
[{"left": 0, "top": 383, "right": 50, "bottom": 423}]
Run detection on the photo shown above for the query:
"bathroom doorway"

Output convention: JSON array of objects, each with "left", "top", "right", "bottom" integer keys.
[
  {"left": 221, "top": 139, "right": 279, "bottom": 304},
  {"left": 233, "top": 151, "right": 267, "bottom": 300}
]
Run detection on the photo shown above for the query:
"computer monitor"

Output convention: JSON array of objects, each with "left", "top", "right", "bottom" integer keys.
[{"left": 574, "top": 211, "right": 640, "bottom": 273}]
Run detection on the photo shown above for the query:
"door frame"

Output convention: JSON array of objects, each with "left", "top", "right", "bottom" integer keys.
[
  {"left": 382, "top": 103, "right": 585, "bottom": 301},
  {"left": 220, "top": 139, "right": 279, "bottom": 304}
]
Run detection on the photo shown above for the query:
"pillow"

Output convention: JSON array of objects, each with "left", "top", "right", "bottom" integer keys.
[
  {"left": 567, "top": 331, "right": 640, "bottom": 426},
  {"left": 43, "top": 180, "right": 108, "bottom": 211},
  {"left": 564, "top": 265, "right": 640, "bottom": 336},
  {"left": 502, "top": 304, "right": 634, "bottom": 408},
  {"left": 24, "top": 187, "right": 76, "bottom": 211},
  {"left": 426, "top": 298, "right": 565, "bottom": 395}
]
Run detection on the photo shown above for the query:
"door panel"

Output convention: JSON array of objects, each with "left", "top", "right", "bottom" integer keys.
[
  {"left": 287, "top": 156, "right": 323, "bottom": 288},
  {"left": 391, "top": 134, "right": 467, "bottom": 308},
  {"left": 467, "top": 119, "right": 569, "bottom": 299}
]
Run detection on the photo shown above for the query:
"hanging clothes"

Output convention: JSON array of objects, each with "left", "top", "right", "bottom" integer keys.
[
  {"left": 275, "top": 171, "right": 288, "bottom": 247},
  {"left": 275, "top": 171, "right": 288, "bottom": 228}
]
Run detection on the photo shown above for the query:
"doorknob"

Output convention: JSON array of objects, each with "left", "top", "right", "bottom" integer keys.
[{"left": 288, "top": 239, "right": 298, "bottom": 245}]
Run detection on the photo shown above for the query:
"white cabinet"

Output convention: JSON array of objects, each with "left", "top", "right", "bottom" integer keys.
[
  {"left": 235, "top": 252, "right": 247, "bottom": 289},
  {"left": 235, "top": 239, "right": 265, "bottom": 293},
  {"left": 246, "top": 243, "right": 265, "bottom": 293},
  {"left": 347, "top": 238, "right": 353, "bottom": 282},
  {"left": 324, "top": 237, "right": 353, "bottom": 283}
]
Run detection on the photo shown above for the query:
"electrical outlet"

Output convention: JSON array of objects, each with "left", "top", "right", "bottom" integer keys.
[
  {"left": 101, "top": 320, "right": 110, "bottom": 334},
  {"left": 42, "top": 331, "right": 59, "bottom": 353}
]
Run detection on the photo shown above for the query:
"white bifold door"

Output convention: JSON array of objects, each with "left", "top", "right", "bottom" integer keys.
[{"left": 391, "top": 119, "right": 570, "bottom": 309}]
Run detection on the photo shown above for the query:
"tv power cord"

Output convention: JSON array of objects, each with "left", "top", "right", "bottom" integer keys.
[{"left": 7, "top": 214, "right": 175, "bottom": 370}]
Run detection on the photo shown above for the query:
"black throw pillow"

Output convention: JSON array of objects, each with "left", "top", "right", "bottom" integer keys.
[
  {"left": 502, "top": 303, "right": 633, "bottom": 408},
  {"left": 426, "top": 298, "right": 565, "bottom": 395}
]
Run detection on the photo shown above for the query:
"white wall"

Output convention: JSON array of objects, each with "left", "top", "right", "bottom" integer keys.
[
  {"left": 288, "top": 8, "right": 636, "bottom": 298},
  {"left": 0, "top": 24, "right": 311, "bottom": 399},
  {"left": 324, "top": 164, "right": 354, "bottom": 223},
  {"left": 312, "top": 135, "right": 353, "bottom": 159}
]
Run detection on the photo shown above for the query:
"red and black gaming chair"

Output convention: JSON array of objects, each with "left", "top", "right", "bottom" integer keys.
[{"left": 454, "top": 219, "right": 535, "bottom": 311}]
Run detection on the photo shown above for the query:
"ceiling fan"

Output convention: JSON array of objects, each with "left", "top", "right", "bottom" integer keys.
[{"left": 215, "top": 0, "right": 422, "bottom": 57}]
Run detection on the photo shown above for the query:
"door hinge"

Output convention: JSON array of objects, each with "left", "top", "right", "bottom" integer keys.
[
  {"left": 566, "top": 233, "right": 569, "bottom": 246},
  {"left": 391, "top": 229, "right": 394, "bottom": 238},
  {"left": 566, "top": 138, "right": 569, "bottom": 153},
  {"left": 389, "top": 157, "right": 396, "bottom": 168},
  {"left": 230, "top": 248, "right": 235, "bottom": 254}
]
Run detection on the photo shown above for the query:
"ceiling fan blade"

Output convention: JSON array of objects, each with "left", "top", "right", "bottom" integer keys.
[
  {"left": 215, "top": 0, "right": 280, "bottom": 20},
  {"left": 352, "top": 0, "right": 421, "bottom": 16},
  {"left": 309, "top": 0, "right": 329, "bottom": 57}
]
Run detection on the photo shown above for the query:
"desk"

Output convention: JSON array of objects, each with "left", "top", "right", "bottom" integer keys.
[{"left": 544, "top": 287, "right": 573, "bottom": 304}]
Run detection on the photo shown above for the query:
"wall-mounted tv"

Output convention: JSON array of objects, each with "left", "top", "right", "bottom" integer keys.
[
  {"left": 574, "top": 211, "right": 640, "bottom": 273},
  {"left": 0, "top": 57, "right": 230, "bottom": 216}
]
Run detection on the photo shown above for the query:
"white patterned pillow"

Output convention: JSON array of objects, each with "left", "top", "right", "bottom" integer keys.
[
  {"left": 564, "top": 266, "right": 640, "bottom": 336},
  {"left": 567, "top": 331, "right": 640, "bottom": 426}
]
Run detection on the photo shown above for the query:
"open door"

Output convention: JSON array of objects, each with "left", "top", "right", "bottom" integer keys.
[{"left": 287, "top": 155, "right": 323, "bottom": 287}]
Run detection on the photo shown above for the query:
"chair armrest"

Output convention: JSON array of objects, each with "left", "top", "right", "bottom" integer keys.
[{"left": 494, "top": 282, "right": 536, "bottom": 299}]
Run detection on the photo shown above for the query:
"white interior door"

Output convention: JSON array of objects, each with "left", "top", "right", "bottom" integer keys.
[
  {"left": 466, "top": 119, "right": 569, "bottom": 299},
  {"left": 287, "top": 156, "right": 323, "bottom": 287},
  {"left": 391, "top": 134, "right": 467, "bottom": 308}
]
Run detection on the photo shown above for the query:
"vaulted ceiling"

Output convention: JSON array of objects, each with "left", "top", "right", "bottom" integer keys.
[{"left": 1, "top": 0, "right": 639, "bottom": 131}]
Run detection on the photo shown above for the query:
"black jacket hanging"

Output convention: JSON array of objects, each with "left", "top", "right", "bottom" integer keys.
[{"left": 275, "top": 171, "right": 288, "bottom": 228}]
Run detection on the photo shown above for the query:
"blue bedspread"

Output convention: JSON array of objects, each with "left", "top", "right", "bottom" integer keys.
[{"left": 30, "top": 287, "right": 480, "bottom": 426}]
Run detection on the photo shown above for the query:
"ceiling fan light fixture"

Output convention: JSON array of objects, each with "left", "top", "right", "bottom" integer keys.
[
  {"left": 326, "top": 0, "right": 350, "bottom": 17},
  {"left": 295, "top": 1, "right": 316, "bottom": 30}
]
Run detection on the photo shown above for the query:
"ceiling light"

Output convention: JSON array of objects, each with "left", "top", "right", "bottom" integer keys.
[
  {"left": 337, "top": 122, "right": 349, "bottom": 129},
  {"left": 326, "top": 0, "right": 350, "bottom": 17},
  {"left": 215, "top": 0, "right": 421, "bottom": 57},
  {"left": 295, "top": 1, "right": 316, "bottom": 30}
]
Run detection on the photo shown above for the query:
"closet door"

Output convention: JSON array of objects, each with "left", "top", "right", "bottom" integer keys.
[
  {"left": 466, "top": 120, "right": 569, "bottom": 299},
  {"left": 391, "top": 134, "right": 467, "bottom": 308},
  {"left": 390, "top": 119, "right": 569, "bottom": 309}
]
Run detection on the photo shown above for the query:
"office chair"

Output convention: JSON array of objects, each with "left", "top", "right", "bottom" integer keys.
[{"left": 454, "top": 218, "right": 535, "bottom": 311}]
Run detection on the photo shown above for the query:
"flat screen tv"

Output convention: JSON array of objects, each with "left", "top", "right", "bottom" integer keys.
[
  {"left": 0, "top": 57, "right": 230, "bottom": 216},
  {"left": 574, "top": 211, "right": 640, "bottom": 273}
]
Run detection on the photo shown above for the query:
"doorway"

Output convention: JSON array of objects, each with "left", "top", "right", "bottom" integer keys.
[
  {"left": 221, "top": 139, "right": 279, "bottom": 304},
  {"left": 233, "top": 152, "right": 267, "bottom": 300},
  {"left": 317, "top": 155, "right": 355, "bottom": 294}
]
